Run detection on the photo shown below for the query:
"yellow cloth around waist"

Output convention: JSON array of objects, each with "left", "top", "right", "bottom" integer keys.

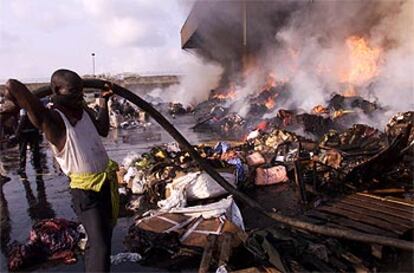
[{"left": 69, "top": 159, "right": 120, "bottom": 225}]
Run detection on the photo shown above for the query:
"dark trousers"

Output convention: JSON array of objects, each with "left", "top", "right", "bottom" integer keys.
[
  {"left": 71, "top": 181, "right": 113, "bottom": 273},
  {"left": 19, "top": 132, "right": 41, "bottom": 171}
]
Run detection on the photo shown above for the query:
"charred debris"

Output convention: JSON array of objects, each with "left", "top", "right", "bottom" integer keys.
[{"left": 113, "top": 89, "right": 413, "bottom": 272}]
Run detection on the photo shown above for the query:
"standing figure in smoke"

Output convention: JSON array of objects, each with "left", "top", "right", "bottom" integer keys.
[
  {"left": 14, "top": 108, "right": 42, "bottom": 178},
  {"left": 5, "top": 69, "right": 119, "bottom": 273}
]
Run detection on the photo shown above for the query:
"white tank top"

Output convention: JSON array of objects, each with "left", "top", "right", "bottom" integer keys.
[{"left": 51, "top": 109, "right": 109, "bottom": 175}]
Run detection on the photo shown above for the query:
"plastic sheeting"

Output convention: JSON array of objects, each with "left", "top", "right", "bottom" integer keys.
[
  {"left": 157, "top": 171, "right": 236, "bottom": 211},
  {"left": 166, "top": 196, "right": 245, "bottom": 231}
]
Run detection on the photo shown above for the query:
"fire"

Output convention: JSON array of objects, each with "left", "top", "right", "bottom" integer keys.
[
  {"left": 256, "top": 120, "right": 268, "bottom": 130},
  {"left": 333, "top": 109, "right": 355, "bottom": 119},
  {"left": 262, "top": 73, "right": 277, "bottom": 91},
  {"left": 341, "top": 36, "right": 382, "bottom": 86},
  {"left": 264, "top": 97, "right": 276, "bottom": 110},
  {"left": 342, "top": 85, "right": 358, "bottom": 97},
  {"left": 338, "top": 36, "right": 382, "bottom": 97},
  {"left": 212, "top": 89, "right": 236, "bottom": 100},
  {"left": 212, "top": 83, "right": 237, "bottom": 100},
  {"left": 312, "top": 105, "right": 329, "bottom": 115}
]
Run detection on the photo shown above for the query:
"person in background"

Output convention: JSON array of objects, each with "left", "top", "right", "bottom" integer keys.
[
  {"left": 14, "top": 108, "right": 42, "bottom": 178},
  {"left": 0, "top": 92, "right": 18, "bottom": 183},
  {"left": 5, "top": 69, "right": 119, "bottom": 273},
  {"left": 0, "top": 92, "right": 19, "bottom": 145}
]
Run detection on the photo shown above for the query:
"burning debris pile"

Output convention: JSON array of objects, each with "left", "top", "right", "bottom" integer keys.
[
  {"left": 112, "top": 110, "right": 413, "bottom": 272},
  {"left": 177, "top": 0, "right": 413, "bottom": 141},
  {"left": 192, "top": 90, "right": 382, "bottom": 141}
]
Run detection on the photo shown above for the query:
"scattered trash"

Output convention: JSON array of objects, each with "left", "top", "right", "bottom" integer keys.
[
  {"left": 246, "top": 152, "right": 266, "bottom": 167},
  {"left": 7, "top": 218, "right": 81, "bottom": 271},
  {"left": 255, "top": 165, "right": 288, "bottom": 186}
]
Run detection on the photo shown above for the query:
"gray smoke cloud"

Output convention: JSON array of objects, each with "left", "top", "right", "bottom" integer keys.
[{"left": 183, "top": 0, "right": 413, "bottom": 126}]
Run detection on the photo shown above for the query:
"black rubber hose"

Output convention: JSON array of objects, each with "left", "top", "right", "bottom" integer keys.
[{"left": 32, "top": 79, "right": 414, "bottom": 251}]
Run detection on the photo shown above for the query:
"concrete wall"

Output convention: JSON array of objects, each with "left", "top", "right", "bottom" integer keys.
[{"left": 0, "top": 75, "right": 180, "bottom": 95}]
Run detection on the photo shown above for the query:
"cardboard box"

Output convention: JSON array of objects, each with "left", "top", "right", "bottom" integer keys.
[
  {"left": 246, "top": 152, "right": 266, "bottom": 167},
  {"left": 255, "top": 165, "right": 288, "bottom": 186}
]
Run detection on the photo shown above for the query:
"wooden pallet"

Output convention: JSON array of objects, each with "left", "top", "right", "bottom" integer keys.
[{"left": 304, "top": 192, "right": 414, "bottom": 238}]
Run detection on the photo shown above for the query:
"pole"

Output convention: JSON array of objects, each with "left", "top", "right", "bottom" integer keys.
[
  {"left": 91, "top": 53, "right": 96, "bottom": 76},
  {"left": 242, "top": 0, "right": 247, "bottom": 47}
]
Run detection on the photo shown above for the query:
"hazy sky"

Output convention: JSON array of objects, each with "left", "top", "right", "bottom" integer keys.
[{"left": 0, "top": 0, "right": 196, "bottom": 81}]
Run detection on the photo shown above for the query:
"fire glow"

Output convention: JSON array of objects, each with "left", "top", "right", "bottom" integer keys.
[
  {"left": 339, "top": 36, "right": 382, "bottom": 96},
  {"left": 208, "top": 34, "right": 387, "bottom": 109},
  {"left": 262, "top": 73, "right": 277, "bottom": 91},
  {"left": 212, "top": 84, "right": 237, "bottom": 100},
  {"left": 343, "top": 36, "right": 382, "bottom": 86},
  {"left": 264, "top": 97, "right": 276, "bottom": 110}
]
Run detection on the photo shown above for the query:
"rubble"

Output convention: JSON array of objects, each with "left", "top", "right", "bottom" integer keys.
[
  {"left": 90, "top": 95, "right": 152, "bottom": 129},
  {"left": 191, "top": 93, "right": 385, "bottom": 140},
  {"left": 168, "top": 102, "right": 193, "bottom": 117},
  {"left": 5, "top": 77, "right": 411, "bottom": 272},
  {"left": 112, "top": 109, "right": 413, "bottom": 271}
]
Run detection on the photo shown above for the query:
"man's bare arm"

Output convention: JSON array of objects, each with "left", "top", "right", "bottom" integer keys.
[
  {"left": 5, "top": 79, "right": 65, "bottom": 148},
  {"left": 85, "top": 97, "right": 110, "bottom": 137}
]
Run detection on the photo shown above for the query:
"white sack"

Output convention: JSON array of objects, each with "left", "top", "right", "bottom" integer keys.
[{"left": 168, "top": 196, "right": 245, "bottom": 230}]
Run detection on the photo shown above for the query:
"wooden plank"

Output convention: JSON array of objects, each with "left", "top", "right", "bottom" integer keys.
[
  {"left": 218, "top": 233, "right": 233, "bottom": 267},
  {"left": 383, "top": 196, "right": 414, "bottom": 206},
  {"left": 305, "top": 211, "right": 396, "bottom": 238},
  {"left": 340, "top": 252, "right": 370, "bottom": 273},
  {"left": 199, "top": 234, "right": 218, "bottom": 273},
  {"left": 230, "top": 267, "right": 282, "bottom": 273},
  {"left": 344, "top": 195, "right": 413, "bottom": 216},
  {"left": 338, "top": 198, "right": 413, "bottom": 221},
  {"left": 317, "top": 206, "right": 405, "bottom": 235},
  {"left": 345, "top": 195, "right": 413, "bottom": 214},
  {"left": 355, "top": 193, "right": 414, "bottom": 208},
  {"left": 368, "top": 188, "right": 414, "bottom": 194},
  {"left": 331, "top": 202, "right": 412, "bottom": 229}
]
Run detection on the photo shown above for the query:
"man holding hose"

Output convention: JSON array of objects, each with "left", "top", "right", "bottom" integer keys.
[{"left": 5, "top": 69, "right": 119, "bottom": 273}]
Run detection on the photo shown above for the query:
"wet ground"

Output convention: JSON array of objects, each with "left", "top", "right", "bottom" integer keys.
[{"left": 0, "top": 115, "right": 300, "bottom": 272}]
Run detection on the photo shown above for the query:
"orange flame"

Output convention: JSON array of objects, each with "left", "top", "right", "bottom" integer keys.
[
  {"left": 333, "top": 109, "right": 355, "bottom": 119},
  {"left": 212, "top": 83, "right": 237, "bottom": 100},
  {"left": 342, "top": 85, "right": 358, "bottom": 97},
  {"left": 341, "top": 36, "right": 382, "bottom": 86},
  {"left": 339, "top": 36, "right": 382, "bottom": 97},
  {"left": 262, "top": 73, "right": 277, "bottom": 91},
  {"left": 312, "top": 105, "right": 329, "bottom": 114},
  {"left": 264, "top": 97, "right": 276, "bottom": 110}
]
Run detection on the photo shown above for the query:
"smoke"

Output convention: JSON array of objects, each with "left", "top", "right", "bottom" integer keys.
[
  {"left": 271, "top": 0, "right": 413, "bottom": 116},
  {"left": 183, "top": 0, "right": 413, "bottom": 124},
  {"left": 370, "top": 0, "right": 414, "bottom": 117},
  {"left": 148, "top": 55, "right": 223, "bottom": 106}
]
